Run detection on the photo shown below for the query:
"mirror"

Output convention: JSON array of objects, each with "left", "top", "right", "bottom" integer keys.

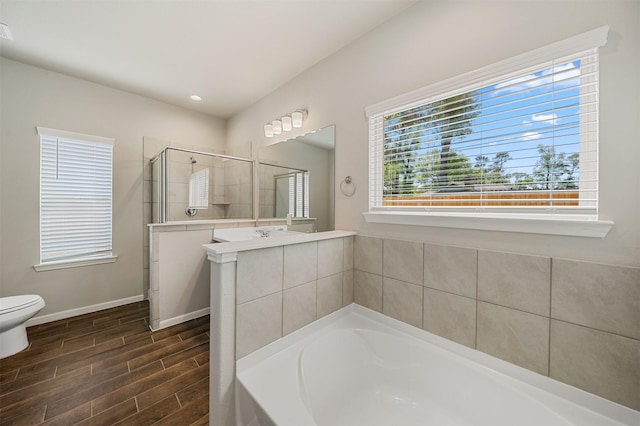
[{"left": 258, "top": 125, "right": 335, "bottom": 232}]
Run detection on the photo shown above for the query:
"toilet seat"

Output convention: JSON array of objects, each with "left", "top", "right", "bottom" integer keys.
[{"left": 0, "top": 295, "right": 43, "bottom": 315}]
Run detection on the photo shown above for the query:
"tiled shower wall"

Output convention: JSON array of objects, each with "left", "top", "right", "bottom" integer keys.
[
  {"left": 235, "top": 236, "right": 354, "bottom": 359},
  {"left": 353, "top": 235, "right": 640, "bottom": 411}
]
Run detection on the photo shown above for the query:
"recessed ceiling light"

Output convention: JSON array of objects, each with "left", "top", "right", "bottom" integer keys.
[{"left": 190, "top": 95, "right": 202, "bottom": 102}]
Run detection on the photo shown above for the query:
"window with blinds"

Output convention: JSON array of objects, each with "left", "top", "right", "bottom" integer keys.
[
  {"left": 288, "top": 171, "right": 309, "bottom": 218},
  {"left": 38, "top": 127, "right": 114, "bottom": 265},
  {"left": 367, "top": 26, "right": 608, "bottom": 219}
]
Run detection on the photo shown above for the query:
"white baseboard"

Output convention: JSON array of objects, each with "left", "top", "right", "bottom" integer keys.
[
  {"left": 26, "top": 295, "right": 145, "bottom": 327},
  {"left": 153, "top": 307, "right": 210, "bottom": 331}
]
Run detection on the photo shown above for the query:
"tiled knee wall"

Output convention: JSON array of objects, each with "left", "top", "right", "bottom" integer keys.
[
  {"left": 354, "top": 235, "right": 640, "bottom": 411},
  {"left": 235, "top": 236, "right": 354, "bottom": 359}
]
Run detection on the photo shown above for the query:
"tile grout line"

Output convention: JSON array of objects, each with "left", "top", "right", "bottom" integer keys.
[
  {"left": 548, "top": 258, "right": 553, "bottom": 377},
  {"left": 475, "top": 249, "right": 479, "bottom": 349}
]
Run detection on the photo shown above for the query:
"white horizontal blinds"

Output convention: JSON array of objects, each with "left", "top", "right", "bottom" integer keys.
[
  {"left": 287, "top": 171, "right": 309, "bottom": 217},
  {"left": 303, "top": 171, "right": 309, "bottom": 218},
  {"left": 288, "top": 174, "right": 295, "bottom": 217},
  {"left": 372, "top": 48, "right": 599, "bottom": 214},
  {"left": 188, "top": 168, "right": 209, "bottom": 209},
  {"left": 39, "top": 131, "right": 113, "bottom": 263}
]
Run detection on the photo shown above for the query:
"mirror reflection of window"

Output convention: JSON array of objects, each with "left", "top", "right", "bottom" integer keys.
[
  {"left": 188, "top": 168, "right": 209, "bottom": 209},
  {"left": 273, "top": 170, "right": 308, "bottom": 218},
  {"left": 257, "top": 125, "right": 335, "bottom": 232},
  {"left": 287, "top": 171, "right": 309, "bottom": 218}
]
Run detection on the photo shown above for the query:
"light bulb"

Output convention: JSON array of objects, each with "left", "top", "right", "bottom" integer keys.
[
  {"left": 264, "top": 124, "right": 274, "bottom": 138},
  {"left": 272, "top": 119, "right": 282, "bottom": 134},
  {"left": 282, "top": 116, "right": 292, "bottom": 132},
  {"left": 291, "top": 111, "right": 304, "bottom": 128}
]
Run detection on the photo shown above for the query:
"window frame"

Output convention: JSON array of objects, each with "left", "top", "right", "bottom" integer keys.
[
  {"left": 34, "top": 127, "right": 117, "bottom": 271},
  {"left": 364, "top": 26, "right": 613, "bottom": 238}
]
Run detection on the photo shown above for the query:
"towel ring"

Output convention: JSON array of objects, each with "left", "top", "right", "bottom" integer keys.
[{"left": 340, "top": 176, "right": 356, "bottom": 197}]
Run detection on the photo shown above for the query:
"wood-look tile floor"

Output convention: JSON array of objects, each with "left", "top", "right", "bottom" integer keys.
[{"left": 0, "top": 301, "right": 210, "bottom": 425}]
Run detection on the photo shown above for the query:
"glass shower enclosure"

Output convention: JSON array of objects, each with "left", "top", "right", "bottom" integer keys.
[{"left": 150, "top": 147, "right": 253, "bottom": 222}]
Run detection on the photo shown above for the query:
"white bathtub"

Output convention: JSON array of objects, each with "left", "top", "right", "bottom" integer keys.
[{"left": 236, "top": 304, "right": 639, "bottom": 426}]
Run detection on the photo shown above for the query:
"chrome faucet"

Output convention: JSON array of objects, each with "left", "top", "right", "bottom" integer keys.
[{"left": 256, "top": 229, "right": 271, "bottom": 238}]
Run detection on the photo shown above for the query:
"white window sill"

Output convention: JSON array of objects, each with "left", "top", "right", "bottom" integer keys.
[
  {"left": 33, "top": 255, "right": 118, "bottom": 272},
  {"left": 363, "top": 212, "right": 613, "bottom": 238}
]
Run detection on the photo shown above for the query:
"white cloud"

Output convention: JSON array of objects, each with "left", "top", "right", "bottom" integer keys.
[
  {"left": 522, "top": 131, "right": 541, "bottom": 141},
  {"left": 493, "top": 62, "right": 580, "bottom": 95},
  {"left": 531, "top": 113, "right": 558, "bottom": 125}
]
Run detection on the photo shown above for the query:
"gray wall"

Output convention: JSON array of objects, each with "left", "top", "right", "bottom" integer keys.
[
  {"left": 0, "top": 58, "right": 225, "bottom": 318},
  {"left": 225, "top": 0, "right": 640, "bottom": 268}
]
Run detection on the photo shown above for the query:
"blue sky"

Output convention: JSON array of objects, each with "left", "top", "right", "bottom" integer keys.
[{"left": 384, "top": 59, "right": 584, "bottom": 182}]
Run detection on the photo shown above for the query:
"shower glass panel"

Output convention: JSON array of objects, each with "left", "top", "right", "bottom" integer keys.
[{"left": 150, "top": 147, "right": 253, "bottom": 222}]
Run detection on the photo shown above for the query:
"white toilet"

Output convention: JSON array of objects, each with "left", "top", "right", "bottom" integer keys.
[{"left": 0, "top": 295, "right": 45, "bottom": 359}]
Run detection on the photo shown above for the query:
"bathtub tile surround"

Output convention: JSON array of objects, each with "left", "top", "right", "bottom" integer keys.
[
  {"left": 550, "top": 320, "right": 640, "bottom": 411},
  {"left": 383, "top": 238, "right": 423, "bottom": 285},
  {"left": 478, "top": 250, "right": 551, "bottom": 316},
  {"left": 422, "top": 287, "right": 476, "bottom": 348},
  {"left": 551, "top": 259, "right": 640, "bottom": 340},
  {"left": 318, "top": 238, "right": 344, "bottom": 278},
  {"left": 343, "top": 235, "right": 354, "bottom": 270},
  {"left": 283, "top": 241, "right": 317, "bottom": 288},
  {"left": 317, "top": 273, "right": 344, "bottom": 318},
  {"left": 424, "top": 244, "right": 477, "bottom": 299},
  {"left": 205, "top": 231, "right": 355, "bottom": 425},
  {"left": 382, "top": 277, "right": 423, "bottom": 328},
  {"left": 354, "top": 270, "right": 383, "bottom": 312},
  {"left": 236, "top": 246, "right": 284, "bottom": 303},
  {"left": 233, "top": 234, "right": 355, "bottom": 359},
  {"left": 236, "top": 292, "right": 283, "bottom": 359},
  {"left": 283, "top": 281, "right": 317, "bottom": 336},
  {"left": 353, "top": 235, "right": 640, "bottom": 411},
  {"left": 477, "top": 301, "right": 550, "bottom": 375},
  {"left": 342, "top": 269, "right": 354, "bottom": 306},
  {"left": 354, "top": 235, "right": 383, "bottom": 275}
]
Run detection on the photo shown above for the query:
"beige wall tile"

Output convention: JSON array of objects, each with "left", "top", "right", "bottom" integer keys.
[
  {"left": 551, "top": 259, "right": 640, "bottom": 340},
  {"left": 354, "top": 235, "right": 382, "bottom": 275},
  {"left": 383, "top": 239, "right": 423, "bottom": 285},
  {"left": 284, "top": 241, "right": 318, "bottom": 289},
  {"left": 423, "top": 288, "right": 476, "bottom": 348},
  {"left": 478, "top": 251, "right": 551, "bottom": 316},
  {"left": 343, "top": 236, "right": 354, "bottom": 270},
  {"left": 318, "top": 238, "right": 344, "bottom": 278},
  {"left": 550, "top": 320, "right": 640, "bottom": 411},
  {"left": 424, "top": 244, "right": 477, "bottom": 298},
  {"left": 317, "top": 273, "right": 343, "bottom": 318},
  {"left": 283, "top": 281, "right": 317, "bottom": 335},
  {"left": 477, "top": 302, "right": 549, "bottom": 375},
  {"left": 236, "top": 247, "right": 283, "bottom": 304},
  {"left": 236, "top": 293, "right": 283, "bottom": 359},
  {"left": 383, "top": 277, "right": 423, "bottom": 328},
  {"left": 354, "top": 270, "right": 382, "bottom": 312},
  {"left": 343, "top": 269, "right": 354, "bottom": 306}
]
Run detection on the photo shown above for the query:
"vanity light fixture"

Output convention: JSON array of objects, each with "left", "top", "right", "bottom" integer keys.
[{"left": 263, "top": 109, "right": 307, "bottom": 137}]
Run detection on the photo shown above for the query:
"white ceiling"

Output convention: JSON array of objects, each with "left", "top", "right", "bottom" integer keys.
[{"left": 0, "top": 0, "right": 415, "bottom": 118}]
